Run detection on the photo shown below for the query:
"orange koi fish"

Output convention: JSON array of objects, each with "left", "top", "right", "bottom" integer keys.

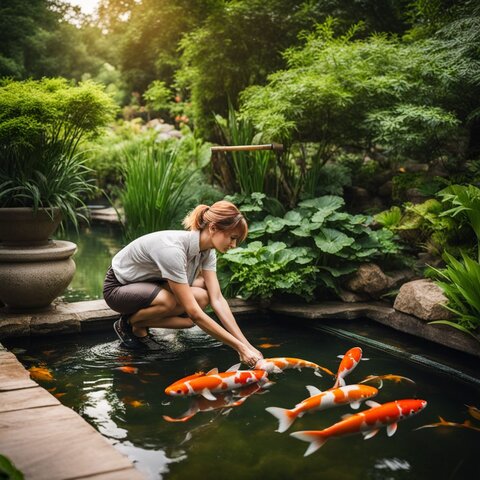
[
  {"left": 115, "top": 366, "right": 139, "bottom": 374},
  {"left": 29, "top": 366, "right": 54, "bottom": 382},
  {"left": 359, "top": 374, "right": 415, "bottom": 389},
  {"left": 258, "top": 343, "right": 281, "bottom": 349},
  {"left": 255, "top": 357, "right": 334, "bottom": 377},
  {"left": 291, "top": 398, "right": 427, "bottom": 456},
  {"left": 466, "top": 405, "right": 480, "bottom": 421},
  {"left": 266, "top": 384, "right": 378, "bottom": 432},
  {"left": 165, "top": 363, "right": 270, "bottom": 401},
  {"left": 122, "top": 397, "right": 146, "bottom": 408},
  {"left": 163, "top": 393, "right": 247, "bottom": 422},
  {"left": 333, "top": 347, "right": 367, "bottom": 388},
  {"left": 415, "top": 416, "right": 480, "bottom": 433}
]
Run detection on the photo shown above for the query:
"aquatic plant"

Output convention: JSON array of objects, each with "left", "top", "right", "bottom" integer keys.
[{"left": 120, "top": 143, "right": 191, "bottom": 241}]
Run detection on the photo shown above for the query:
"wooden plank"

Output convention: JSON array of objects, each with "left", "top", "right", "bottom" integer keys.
[
  {"left": 0, "top": 351, "right": 37, "bottom": 391},
  {"left": 0, "top": 386, "right": 59, "bottom": 413},
  {"left": 0, "top": 404, "right": 143, "bottom": 480}
]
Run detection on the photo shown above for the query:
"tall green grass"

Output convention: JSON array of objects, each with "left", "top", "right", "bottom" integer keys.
[
  {"left": 120, "top": 143, "right": 190, "bottom": 241},
  {"left": 216, "top": 105, "right": 276, "bottom": 195}
]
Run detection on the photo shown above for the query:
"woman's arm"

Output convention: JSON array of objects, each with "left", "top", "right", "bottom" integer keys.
[
  {"left": 167, "top": 279, "right": 261, "bottom": 366},
  {"left": 202, "top": 270, "right": 263, "bottom": 359}
]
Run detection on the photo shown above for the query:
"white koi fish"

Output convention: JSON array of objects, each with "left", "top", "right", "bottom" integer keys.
[
  {"left": 266, "top": 384, "right": 378, "bottom": 432},
  {"left": 291, "top": 398, "right": 427, "bottom": 456}
]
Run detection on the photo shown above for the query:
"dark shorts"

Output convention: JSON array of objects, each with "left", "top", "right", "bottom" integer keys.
[{"left": 103, "top": 267, "right": 165, "bottom": 315}]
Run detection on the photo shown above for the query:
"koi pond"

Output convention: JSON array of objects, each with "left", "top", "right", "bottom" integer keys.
[{"left": 5, "top": 317, "right": 479, "bottom": 480}]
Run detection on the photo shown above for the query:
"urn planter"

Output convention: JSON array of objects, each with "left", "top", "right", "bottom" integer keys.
[{"left": 0, "top": 207, "right": 77, "bottom": 311}]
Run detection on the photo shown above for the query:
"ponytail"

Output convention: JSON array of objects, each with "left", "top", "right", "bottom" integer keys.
[{"left": 183, "top": 200, "right": 248, "bottom": 242}]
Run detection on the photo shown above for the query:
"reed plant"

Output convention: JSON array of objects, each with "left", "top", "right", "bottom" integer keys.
[
  {"left": 216, "top": 105, "right": 276, "bottom": 195},
  {"left": 120, "top": 143, "right": 191, "bottom": 241}
]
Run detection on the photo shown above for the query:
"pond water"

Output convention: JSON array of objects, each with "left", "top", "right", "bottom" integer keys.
[
  {"left": 6, "top": 317, "right": 479, "bottom": 480},
  {"left": 57, "top": 223, "right": 123, "bottom": 302}
]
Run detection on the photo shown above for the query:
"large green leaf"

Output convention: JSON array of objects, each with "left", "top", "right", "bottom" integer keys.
[{"left": 314, "top": 228, "right": 355, "bottom": 254}]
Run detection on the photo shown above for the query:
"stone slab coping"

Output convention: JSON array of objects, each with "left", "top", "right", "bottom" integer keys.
[
  {"left": 0, "top": 347, "right": 146, "bottom": 480},
  {"left": 269, "top": 301, "right": 480, "bottom": 358}
]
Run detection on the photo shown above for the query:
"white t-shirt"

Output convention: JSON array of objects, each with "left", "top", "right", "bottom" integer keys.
[{"left": 112, "top": 230, "right": 216, "bottom": 285}]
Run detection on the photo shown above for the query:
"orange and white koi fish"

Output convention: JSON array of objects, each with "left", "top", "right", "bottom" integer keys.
[
  {"left": 266, "top": 384, "right": 378, "bottom": 433},
  {"left": 291, "top": 398, "right": 427, "bottom": 456},
  {"left": 255, "top": 357, "right": 334, "bottom": 377},
  {"left": 333, "top": 347, "right": 367, "bottom": 388},
  {"left": 415, "top": 416, "right": 480, "bottom": 433},
  {"left": 165, "top": 363, "right": 270, "bottom": 401}
]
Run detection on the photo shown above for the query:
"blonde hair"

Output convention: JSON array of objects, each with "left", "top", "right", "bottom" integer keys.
[{"left": 183, "top": 200, "right": 248, "bottom": 242}]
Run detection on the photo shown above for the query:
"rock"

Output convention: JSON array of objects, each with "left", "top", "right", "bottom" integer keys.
[
  {"left": 385, "top": 269, "right": 418, "bottom": 290},
  {"left": 344, "top": 263, "right": 391, "bottom": 297},
  {"left": 337, "top": 288, "right": 369, "bottom": 303},
  {"left": 405, "top": 188, "right": 429, "bottom": 204},
  {"left": 393, "top": 279, "right": 453, "bottom": 321},
  {"left": 378, "top": 180, "right": 392, "bottom": 198}
]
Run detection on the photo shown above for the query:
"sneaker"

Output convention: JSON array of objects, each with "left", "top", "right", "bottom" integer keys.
[{"left": 114, "top": 318, "right": 143, "bottom": 350}]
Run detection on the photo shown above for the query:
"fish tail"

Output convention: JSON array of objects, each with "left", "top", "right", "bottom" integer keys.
[
  {"left": 162, "top": 414, "right": 195, "bottom": 423},
  {"left": 290, "top": 431, "right": 327, "bottom": 456},
  {"left": 265, "top": 407, "right": 298, "bottom": 433}
]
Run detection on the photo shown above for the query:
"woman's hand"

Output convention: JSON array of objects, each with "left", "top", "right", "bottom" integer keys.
[{"left": 238, "top": 345, "right": 262, "bottom": 368}]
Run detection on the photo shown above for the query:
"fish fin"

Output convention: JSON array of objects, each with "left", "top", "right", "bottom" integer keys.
[
  {"left": 338, "top": 376, "right": 346, "bottom": 387},
  {"left": 206, "top": 368, "right": 218, "bottom": 375},
  {"left": 273, "top": 366, "right": 283, "bottom": 374},
  {"left": 306, "top": 385, "right": 322, "bottom": 397},
  {"left": 350, "top": 401, "right": 361, "bottom": 410},
  {"left": 290, "top": 431, "right": 327, "bottom": 456},
  {"left": 200, "top": 388, "right": 217, "bottom": 401},
  {"left": 341, "top": 413, "right": 354, "bottom": 420},
  {"left": 313, "top": 370, "right": 323, "bottom": 377},
  {"left": 387, "top": 423, "right": 398, "bottom": 437},
  {"left": 337, "top": 355, "right": 344, "bottom": 359},
  {"left": 377, "top": 379, "right": 384, "bottom": 389},
  {"left": 365, "top": 400, "right": 381, "bottom": 408},
  {"left": 261, "top": 380, "right": 276, "bottom": 389},
  {"left": 362, "top": 429, "right": 380, "bottom": 440},
  {"left": 266, "top": 407, "right": 297, "bottom": 433},
  {"left": 226, "top": 363, "right": 241, "bottom": 372}
]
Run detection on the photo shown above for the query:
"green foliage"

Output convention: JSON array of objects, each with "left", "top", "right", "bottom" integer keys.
[
  {"left": 120, "top": 143, "right": 192, "bottom": 241},
  {"left": 430, "top": 251, "right": 480, "bottom": 336},
  {"left": 219, "top": 194, "right": 401, "bottom": 299},
  {"left": 0, "top": 77, "right": 116, "bottom": 228},
  {"left": 224, "top": 192, "right": 285, "bottom": 223},
  {"left": 143, "top": 80, "right": 173, "bottom": 113},
  {"left": 0, "top": 454, "right": 23, "bottom": 480},
  {"left": 220, "top": 241, "right": 318, "bottom": 300},
  {"left": 438, "top": 184, "right": 480, "bottom": 260},
  {"left": 240, "top": 20, "right": 464, "bottom": 168}
]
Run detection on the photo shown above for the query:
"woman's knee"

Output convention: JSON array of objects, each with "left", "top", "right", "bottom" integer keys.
[{"left": 193, "top": 287, "right": 209, "bottom": 309}]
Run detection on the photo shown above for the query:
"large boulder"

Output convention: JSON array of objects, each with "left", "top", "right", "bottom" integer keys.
[
  {"left": 344, "top": 263, "right": 390, "bottom": 297},
  {"left": 393, "top": 279, "right": 453, "bottom": 321}
]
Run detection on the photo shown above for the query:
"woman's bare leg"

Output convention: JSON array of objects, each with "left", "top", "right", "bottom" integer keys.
[{"left": 129, "top": 286, "right": 209, "bottom": 336}]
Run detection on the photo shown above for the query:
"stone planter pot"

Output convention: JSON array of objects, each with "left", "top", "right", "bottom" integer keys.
[
  {"left": 0, "top": 207, "right": 62, "bottom": 246},
  {"left": 0, "top": 241, "right": 76, "bottom": 310}
]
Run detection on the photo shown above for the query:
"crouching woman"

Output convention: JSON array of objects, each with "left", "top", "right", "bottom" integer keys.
[{"left": 103, "top": 200, "right": 262, "bottom": 367}]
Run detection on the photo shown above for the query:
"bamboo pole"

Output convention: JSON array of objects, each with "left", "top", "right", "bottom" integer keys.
[{"left": 211, "top": 143, "right": 283, "bottom": 152}]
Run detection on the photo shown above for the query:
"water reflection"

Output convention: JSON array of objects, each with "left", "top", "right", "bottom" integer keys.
[{"left": 57, "top": 223, "right": 123, "bottom": 302}]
